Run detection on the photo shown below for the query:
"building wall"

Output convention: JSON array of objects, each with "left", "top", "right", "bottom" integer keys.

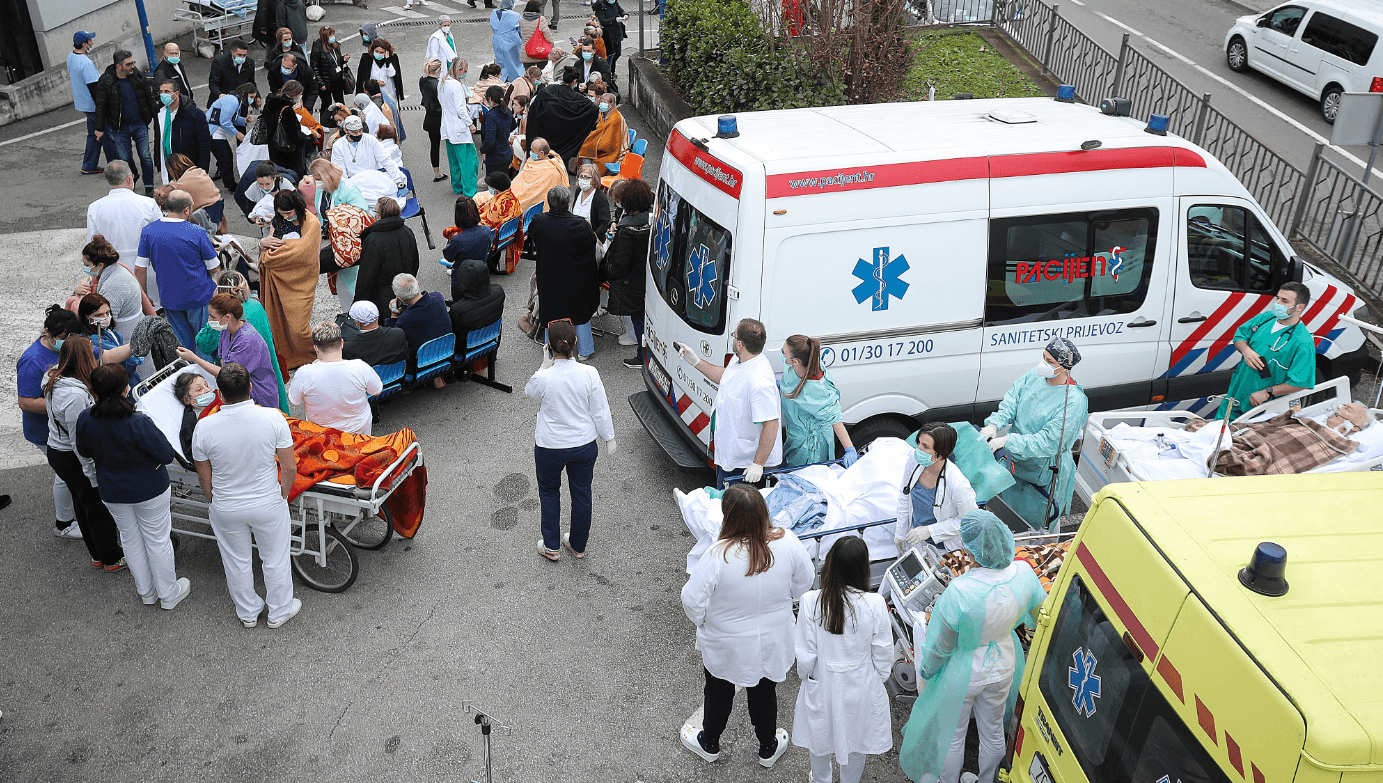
[{"left": 28, "top": 0, "right": 193, "bottom": 71}]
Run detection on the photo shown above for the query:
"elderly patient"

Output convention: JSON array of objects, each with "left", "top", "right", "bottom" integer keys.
[
  {"left": 1186, "top": 402, "right": 1373, "bottom": 476},
  {"left": 173, "top": 372, "right": 218, "bottom": 467},
  {"left": 384, "top": 273, "right": 452, "bottom": 389}
]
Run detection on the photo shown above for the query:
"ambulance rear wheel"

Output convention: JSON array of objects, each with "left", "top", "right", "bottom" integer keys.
[{"left": 849, "top": 416, "right": 916, "bottom": 449}]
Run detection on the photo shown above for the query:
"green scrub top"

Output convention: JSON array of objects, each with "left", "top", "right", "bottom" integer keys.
[
  {"left": 1216, "top": 311, "right": 1316, "bottom": 419},
  {"left": 984, "top": 369, "right": 1088, "bottom": 530}
]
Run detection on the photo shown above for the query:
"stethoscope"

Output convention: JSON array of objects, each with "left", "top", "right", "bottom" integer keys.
[{"left": 904, "top": 460, "right": 950, "bottom": 519}]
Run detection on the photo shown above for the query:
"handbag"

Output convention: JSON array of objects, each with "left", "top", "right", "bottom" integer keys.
[
  {"left": 270, "top": 108, "right": 295, "bottom": 152},
  {"left": 248, "top": 113, "right": 271, "bottom": 146},
  {"left": 525, "top": 24, "right": 552, "bottom": 60}
]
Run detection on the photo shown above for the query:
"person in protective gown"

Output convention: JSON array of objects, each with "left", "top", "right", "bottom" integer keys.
[
  {"left": 778, "top": 334, "right": 858, "bottom": 469},
  {"left": 980, "top": 337, "right": 1088, "bottom": 531},
  {"left": 899, "top": 510, "right": 1047, "bottom": 783}
]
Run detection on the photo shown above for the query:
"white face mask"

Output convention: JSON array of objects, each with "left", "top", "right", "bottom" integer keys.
[
  {"left": 1334, "top": 422, "right": 1356, "bottom": 437},
  {"left": 209, "top": 319, "right": 228, "bottom": 332},
  {"left": 1033, "top": 358, "right": 1057, "bottom": 379},
  {"left": 578, "top": 176, "right": 593, "bottom": 192},
  {"left": 91, "top": 315, "right": 112, "bottom": 329},
  {"left": 194, "top": 391, "right": 216, "bottom": 408}
]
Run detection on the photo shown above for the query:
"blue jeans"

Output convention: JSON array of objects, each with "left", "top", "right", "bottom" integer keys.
[
  {"left": 535, "top": 440, "right": 597, "bottom": 552},
  {"left": 109, "top": 123, "right": 154, "bottom": 188},
  {"left": 83, "top": 112, "right": 116, "bottom": 171},
  {"left": 164, "top": 305, "right": 210, "bottom": 360},
  {"left": 575, "top": 321, "right": 595, "bottom": 358}
]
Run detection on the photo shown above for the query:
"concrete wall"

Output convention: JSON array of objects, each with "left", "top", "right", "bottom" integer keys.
[
  {"left": 626, "top": 54, "right": 693, "bottom": 143},
  {"left": 30, "top": 0, "right": 194, "bottom": 72}
]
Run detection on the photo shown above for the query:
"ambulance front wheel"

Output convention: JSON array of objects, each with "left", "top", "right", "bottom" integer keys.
[{"left": 849, "top": 415, "right": 916, "bottom": 450}]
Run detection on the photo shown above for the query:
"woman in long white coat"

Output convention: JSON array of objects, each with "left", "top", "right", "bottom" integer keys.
[
  {"left": 793, "top": 536, "right": 893, "bottom": 783},
  {"left": 438, "top": 57, "right": 479, "bottom": 197},
  {"left": 681, "top": 483, "right": 814, "bottom": 768},
  {"left": 895, "top": 422, "right": 978, "bottom": 554}
]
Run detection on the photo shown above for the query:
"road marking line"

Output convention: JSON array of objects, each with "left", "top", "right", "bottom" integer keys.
[
  {"left": 1144, "top": 36, "right": 1195, "bottom": 65},
  {"left": 393, "top": 6, "right": 427, "bottom": 16},
  {"left": 429, "top": 1, "right": 465, "bottom": 11},
  {"left": 1069, "top": 0, "right": 1085, "bottom": 5},
  {"left": 1094, "top": 10, "right": 1142, "bottom": 37}
]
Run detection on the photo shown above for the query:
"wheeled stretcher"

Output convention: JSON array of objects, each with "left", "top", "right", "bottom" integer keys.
[
  {"left": 132, "top": 360, "right": 424, "bottom": 592},
  {"left": 1074, "top": 376, "right": 1383, "bottom": 505}
]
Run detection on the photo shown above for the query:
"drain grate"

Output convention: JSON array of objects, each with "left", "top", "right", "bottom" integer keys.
[{"left": 379, "top": 16, "right": 491, "bottom": 27}]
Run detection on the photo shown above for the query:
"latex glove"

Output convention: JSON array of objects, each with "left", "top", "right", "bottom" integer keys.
[
  {"left": 895, "top": 537, "right": 908, "bottom": 555},
  {"left": 979, "top": 424, "right": 997, "bottom": 441},
  {"left": 539, "top": 345, "right": 554, "bottom": 370},
  {"left": 743, "top": 463, "right": 764, "bottom": 484},
  {"left": 841, "top": 447, "right": 859, "bottom": 468},
  {"left": 906, "top": 524, "right": 931, "bottom": 545},
  {"left": 988, "top": 435, "right": 1008, "bottom": 453},
  {"left": 675, "top": 342, "right": 698, "bottom": 365},
  {"left": 605, "top": 438, "right": 618, "bottom": 456}
]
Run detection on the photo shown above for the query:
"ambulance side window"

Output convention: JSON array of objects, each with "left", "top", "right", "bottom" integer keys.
[
  {"left": 1126, "top": 702, "right": 1232, "bottom": 783},
  {"left": 651, "top": 182, "right": 733, "bottom": 334},
  {"left": 986, "top": 209, "right": 1159, "bottom": 326},
  {"left": 1186, "top": 205, "right": 1279, "bottom": 294}
]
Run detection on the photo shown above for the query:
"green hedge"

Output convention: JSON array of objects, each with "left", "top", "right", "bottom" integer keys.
[{"left": 660, "top": 0, "right": 845, "bottom": 114}]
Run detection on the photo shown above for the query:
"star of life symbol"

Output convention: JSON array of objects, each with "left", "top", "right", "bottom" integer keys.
[
  {"left": 1108, "top": 246, "right": 1125, "bottom": 282},
  {"left": 687, "top": 244, "right": 718, "bottom": 309},
  {"left": 1068, "top": 647, "right": 1102, "bottom": 718},
  {"left": 653, "top": 209, "right": 673, "bottom": 271},
  {"left": 851, "top": 246, "right": 909, "bottom": 312}
]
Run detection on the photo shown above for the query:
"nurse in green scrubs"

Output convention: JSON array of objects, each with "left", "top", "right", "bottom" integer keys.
[{"left": 1217, "top": 282, "right": 1316, "bottom": 419}]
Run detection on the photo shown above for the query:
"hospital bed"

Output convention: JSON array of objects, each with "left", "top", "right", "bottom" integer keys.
[
  {"left": 173, "top": 0, "right": 256, "bottom": 54},
  {"left": 132, "top": 360, "right": 424, "bottom": 592},
  {"left": 1074, "top": 376, "right": 1383, "bottom": 505}
]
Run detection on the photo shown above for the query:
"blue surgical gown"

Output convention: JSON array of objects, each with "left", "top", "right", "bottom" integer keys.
[
  {"left": 984, "top": 368, "right": 1088, "bottom": 530},
  {"left": 778, "top": 370, "right": 844, "bottom": 468},
  {"left": 490, "top": 10, "right": 524, "bottom": 82}
]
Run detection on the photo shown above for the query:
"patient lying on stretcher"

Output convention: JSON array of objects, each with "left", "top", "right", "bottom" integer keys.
[
  {"left": 1182, "top": 403, "right": 1372, "bottom": 476},
  {"left": 171, "top": 373, "right": 220, "bottom": 469}
]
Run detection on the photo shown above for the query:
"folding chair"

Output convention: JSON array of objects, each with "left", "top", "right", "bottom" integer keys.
[
  {"left": 601, "top": 152, "right": 644, "bottom": 189},
  {"left": 405, "top": 334, "right": 456, "bottom": 386},
  {"left": 453, "top": 317, "right": 511, "bottom": 393},
  {"left": 486, "top": 215, "right": 522, "bottom": 274},
  {"left": 371, "top": 360, "right": 407, "bottom": 400},
  {"left": 397, "top": 167, "right": 435, "bottom": 250},
  {"left": 519, "top": 202, "right": 544, "bottom": 259}
]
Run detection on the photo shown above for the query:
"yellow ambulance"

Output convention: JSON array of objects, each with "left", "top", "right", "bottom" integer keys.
[{"left": 1006, "top": 473, "right": 1383, "bottom": 783}]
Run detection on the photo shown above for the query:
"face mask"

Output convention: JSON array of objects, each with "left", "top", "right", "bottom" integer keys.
[
  {"left": 578, "top": 176, "right": 593, "bottom": 191},
  {"left": 168, "top": 55, "right": 180, "bottom": 65},
  {"left": 530, "top": 150, "right": 542, "bottom": 161},
  {"left": 582, "top": 52, "right": 593, "bottom": 61},
  {"left": 442, "top": 26, "right": 451, "bottom": 33},
  {"left": 488, "top": 187, "right": 497, "bottom": 195},
  {"left": 1270, "top": 301, "right": 1292, "bottom": 320},
  {"left": 1334, "top": 422, "right": 1355, "bottom": 437},
  {"left": 347, "top": 132, "right": 362, "bottom": 142},
  {"left": 328, "top": 35, "right": 337, "bottom": 43},
  {"left": 282, "top": 41, "right": 292, "bottom": 49},
  {"left": 294, "top": 97, "right": 303, "bottom": 106},
  {"left": 374, "top": 52, "right": 385, "bottom": 61},
  {"left": 209, "top": 320, "right": 228, "bottom": 332},
  {"left": 82, "top": 265, "right": 99, "bottom": 276},
  {"left": 913, "top": 448, "right": 934, "bottom": 468},
  {"left": 1033, "top": 358, "right": 1057, "bottom": 379},
  {"left": 282, "top": 67, "right": 294, "bottom": 76},
  {"left": 53, "top": 338, "right": 65, "bottom": 351},
  {"left": 233, "top": 55, "right": 245, "bottom": 66},
  {"left": 599, "top": 102, "right": 610, "bottom": 113},
  {"left": 159, "top": 93, "right": 174, "bottom": 106},
  {"left": 194, "top": 391, "right": 216, "bottom": 408},
  {"left": 91, "top": 316, "right": 111, "bottom": 329},
  {"left": 362, "top": 36, "right": 371, "bottom": 44}
]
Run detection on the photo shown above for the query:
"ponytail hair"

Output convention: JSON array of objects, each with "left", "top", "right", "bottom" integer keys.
[
  {"left": 546, "top": 319, "right": 576, "bottom": 358},
  {"left": 89, "top": 364, "right": 135, "bottom": 419},
  {"left": 782, "top": 334, "right": 823, "bottom": 399}
]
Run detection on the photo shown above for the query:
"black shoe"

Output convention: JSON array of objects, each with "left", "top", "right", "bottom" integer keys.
[
  {"left": 433, "top": 173, "right": 448, "bottom": 182},
  {"left": 467, "top": 0, "right": 476, "bottom": 6},
  {"left": 0, "top": 494, "right": 10, "bottom": 511},
  {"left": 622, "top": 355, "right": 641, "bottom": 369},
  {"left": 144, "top": 187, "right": 155, "bottom": 197},
  {"left": 548, "top": 20, "right": 557, "bottom": 28}
]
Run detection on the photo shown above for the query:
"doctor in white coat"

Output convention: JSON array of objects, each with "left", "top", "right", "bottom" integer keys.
[
  {"left": 681, "top": 484, "right": 813, "bottom": 769},
  {"left": 793, "top": 536, "right": 893, "bottom": 783},
  {"left": 425, "top": 17, "right": 458, "bottom": 66},
  {"left": 894, "top": 422, "right": 978, "bottom": 554}
]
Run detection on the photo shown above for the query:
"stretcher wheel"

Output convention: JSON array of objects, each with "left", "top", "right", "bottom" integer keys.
[
  {"left": 291, "top": 525, "right": 359, "bottom": 592},
  {"left": 337, "top": 506, "right": 394, "bottom": 551},
  {"left": 891, "top": 660, "right": 918, "bottom": 693}
]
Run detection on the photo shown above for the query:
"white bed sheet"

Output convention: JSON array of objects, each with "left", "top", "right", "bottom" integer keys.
[{"left": 135, "top": 364, "right": 217, "bottom": 457}]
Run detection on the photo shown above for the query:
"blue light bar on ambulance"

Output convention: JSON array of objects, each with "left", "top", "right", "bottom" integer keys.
[
  {"left": 1144, "top": 113, "right": 1170, "bottom": 135},
  {"left": 716, "top": 115, "right": 740, "bottom": 139},
  {"left": 1055, "top": 84, "right": 1076, "bottom": 103}
]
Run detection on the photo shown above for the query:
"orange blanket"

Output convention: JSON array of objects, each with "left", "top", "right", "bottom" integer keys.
[
  {"left": 288, "top": 418, "right": 428, "bottom": 538},
  {"left": 578, "top": 108, "right": 628, "bottom": 176},
  {"left": 480, "top": 189, "right": 524, "bottom": 274},
  {"left": 476, "top": 152, "right": 567, "bottom": 212},
  {"left": 259, "top": 211, "right": 321, "bottom": 370}
]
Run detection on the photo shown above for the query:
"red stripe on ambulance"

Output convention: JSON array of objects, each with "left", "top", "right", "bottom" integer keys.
[
  {"left": 1317, "top": 293, "right": 1357, "bottom": 342},
  {"left": 1171, "top": 292, "right": 1245, "bottom": 367},
  {"left": 1156, "top": 655, "right": 1184, "bottom": 703},
  {"left": 1075, "top": 543, "right": 1160, "bottom": 659},
  {"left": 1204, "top": 298, "right": 1272, "bottom": 365},
  {"left": 1300, "top": 284, "right": 1338, "bottom": 325},
  {"left": 1196, "top": 695, "right": 1219, "bottom": 745},
  {"left": 990, "top": 146, "right": 1205, "bottom": 178},
  {"left": 1226, "top": 733, "right": 1246, "bottom": 777},
  {"left": 668, "top": 130, "right": 743, "bottom": 199},
  {"left": 689, "top": 412, "right": 710, "bottom": 435}
]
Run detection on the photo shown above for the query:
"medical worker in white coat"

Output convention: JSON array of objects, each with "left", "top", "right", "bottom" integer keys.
[
  {"left": 680, "top": 483, "right": 814, "bottom": 768},
  {"left": 894, "top": 422, "right": 978, "bottom": 554},
  {"left": 899, "top": 510, "right": 1047, "bottom": 783},
  {"left": 792, "top": 536, "right": 893, "bottom": 783}
]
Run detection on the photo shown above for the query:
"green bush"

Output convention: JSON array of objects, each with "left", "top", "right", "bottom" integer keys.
[{"left": 659, "top": 0, "right": 844, "bottom": 114}]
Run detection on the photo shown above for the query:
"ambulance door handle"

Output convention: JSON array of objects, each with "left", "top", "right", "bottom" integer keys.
[
  {"left": 1127, "top": 318, "right": 1157, "bottom": 328},
  {"left": 1178, "top": 314, "right": 1208, "bottom": 324}
]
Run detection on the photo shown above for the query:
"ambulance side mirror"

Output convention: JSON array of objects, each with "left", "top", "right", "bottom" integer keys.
[{"left": 1275, "top": 254, "right": 1304, "bottom": 289}]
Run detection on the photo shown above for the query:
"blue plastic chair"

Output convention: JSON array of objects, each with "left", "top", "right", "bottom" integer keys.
[
  {"left": 370, "top": 360, "right": 406, "bottom": 401},
  {"left": 631, "top": 138, "right": 648, "bottom": 156},
  {"left": 397, "top": 167, "right": 435, "bottom": 250},
  {"left": 487, "top": 215, "right": 522, "bottom": 274},
  {"left": 627, "top": 128, "right": 636, "bottom": 148},
  {"left": 521, "top": 202, "right": 543, "bottom": 234},
  {"left": 405, "top": 333, "right": 456, "bottom": 385},
  {"left": 438, "top": 256, "right": 453, "bottom": 270},
  {"left": 452, "top": 317, "right": 512, "bottom": 393}
]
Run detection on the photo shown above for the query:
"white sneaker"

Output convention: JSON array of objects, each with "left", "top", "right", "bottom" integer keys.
[
  {"left": 160, "top": 578, "right": 191, "bottom": 610},
  {"left": 140, "top": 591, "right": 158, "bottom": 606},
  {"left": 618, "top": 333, "right": 637, "bottom": 346},
  {"left": 267, "top": 597, "right": 302, "bottom": 628},
  {"left": 53, "top": 522, "right": 83, "bottom": 539},
  {"left": 961, "top": 774, "right": 980, "bottom": 783},
  {"left": 680, "top": 724, "right": 719, "bottom": 763},
  {"left": 757, "top": 728, "right": 789, "bottom": 768}
]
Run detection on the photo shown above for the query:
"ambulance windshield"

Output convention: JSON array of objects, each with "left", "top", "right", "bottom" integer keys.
[{"left": 651, "top": 181, "right": 733, "bottom": 335}]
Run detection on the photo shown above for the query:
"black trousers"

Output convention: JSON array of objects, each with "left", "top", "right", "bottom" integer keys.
[
  {"left": 47, "top": 447, "right": 123, "bottom": 566},
  {"left": 427, "top": 128, "right": 442, "bottom": 169},
  {"left": 210, "top": 139, "right": 237, "bottom": 191},
  {"left": 702, "top": 668, "right": 777, "bottom": 750},
  {"left": 320, "top": 82, "right": 346, "bottom": 125}
]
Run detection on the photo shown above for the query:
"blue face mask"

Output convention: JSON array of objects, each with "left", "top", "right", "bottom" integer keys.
[
  {"left": 194, "top": 391, "right": 216, "bottom": 408},
  {"left": 582, "top": 52, "right": 593, "bottom": 61},
  {"left": 281, "top": 67, "right": 294, "bottom": 76},
  {"left": 914, "top": 447, "right": 934, "bottom": 468},
  {"left": 282, "top": 41, "right": 292, "bottom": 49},
  {"left": 361, "top": 36, "right": 371, "bottom": 44},
  {"left": 374, "top": 52, "right": 385, "bottom": 61},
  {"left": 53, "top": 338, "right": 65, "bottom": 352},
  {"left": 167, "top": 55, "right": 180, "bottom": 65},
  {"left": 328, "top": 35, "right": 337, "bottom": 44},
  {"left": 82, "top": 265, "right": 99, "bottom": 276},
  {"left": 159, "top": 93, "right": 174, "bottom": 106},
  {"left": 530, "top": 150, "right": 542, "bottom": 161},
  {"left": 233, "top": 55, "right": 245, "bottom": 66},
  {"left": 1270, "top": 301, "right": 1292, "bottom": 320}
]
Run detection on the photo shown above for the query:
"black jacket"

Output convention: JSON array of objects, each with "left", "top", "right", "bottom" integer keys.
[
  {"left": 267, "top": 57, "right": 318, "bottom": 97},
  {"left": 91, "top": 65, "right": 156, "bottom": 133},
  {"left": 151, "top": 58, "right": 195, "bottom": 106},
  {"left": 600, "top": 211, "right": 649, "bottom": 317},
  {"left": 572, "top": 186, "right": 612, "bottom": 238},
  {"left": 526, "top": 84, "right": 599, "bottom": 165},
  {"left": 480, "top": 107, "right": 515, "bottom": 169},
  {"left": 265, "top": 43, "right": 308, "bottom": 71},
  {"left": 579, "top": 54, "right": 614, "bottom": 90},
  {"left": 449, "top": 259, "right": 506, "bottom": 334},
  {"left": 356, "top": 54, "right": 405, "bottom": 101},
  {"left": 260, "top": 94, "right": 304, "bottom": 172},
  {"left": 277, "top": 0, "right": 309, "bottom": 46},
  {"left": 152, "top": 101, "right": 213, "bottom": 173},
  {"left": 354, "top": 216, "right": 421, "bottom": 317},
  {"left": 311, "top": 41, "right": 350, "bottom": 92},
  {"left": 419, "top": 75, "right": 442, "bottom": 132},
  {"left": 252, "top": 0, "right": 277, "bottom": 44},
  {"left": 531, "top": 207, "right": 600, "bottom": 325},
  {"left": 593, "top": 0, "right": 628, "bottom": 43},
  {"left": 341, "top": 320, "right": 410, "bottom": 367},
  {"left": 208, "top": 52, "right": 257, "bottom": 103}
]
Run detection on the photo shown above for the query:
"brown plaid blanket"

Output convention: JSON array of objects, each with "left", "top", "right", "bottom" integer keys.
[{"left": 1215, "top": 411, "right": 1358, "bottom": 476}]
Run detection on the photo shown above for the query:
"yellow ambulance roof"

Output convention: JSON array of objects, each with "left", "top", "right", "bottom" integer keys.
[{"left": 1102, "top": 474, "right": 1383, "bottom": 767}]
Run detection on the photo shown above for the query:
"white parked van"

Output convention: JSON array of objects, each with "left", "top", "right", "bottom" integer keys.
[
  {"left": 1224, "top": 0, "right": 1383, "bottom": 122},
  {"left": 629, "top": 97, "right": 1370, "bottom": 469}
]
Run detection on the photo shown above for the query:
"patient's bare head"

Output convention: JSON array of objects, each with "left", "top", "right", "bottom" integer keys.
[{"left": 1325, "top": 403, "right": 1371, "bottom": 437}]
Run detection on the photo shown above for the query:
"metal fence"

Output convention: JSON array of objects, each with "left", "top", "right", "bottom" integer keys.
[{"left": 934, "top": 0, "right": 1383, "bottom": 304}]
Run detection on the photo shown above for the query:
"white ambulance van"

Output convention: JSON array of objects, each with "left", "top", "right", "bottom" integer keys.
[{"left": 629, "top": 97, "right": 1370, "bottom": 468}]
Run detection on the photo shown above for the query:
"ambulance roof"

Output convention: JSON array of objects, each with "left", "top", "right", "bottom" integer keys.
[
  {"left": 1108, "top": 474, "right": 1383, "bottom": 766},
  {"left": 680, "top": 98, "right": 1200, "bottom": 171}
]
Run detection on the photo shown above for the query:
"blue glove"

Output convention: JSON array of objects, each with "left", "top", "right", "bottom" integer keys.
[{"left": 842, "top": 447, "right": 859, "bottom": 468}]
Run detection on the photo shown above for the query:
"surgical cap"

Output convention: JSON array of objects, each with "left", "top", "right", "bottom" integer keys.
[
  {"left": 349, "top": 300, "right": 379, "bottom": 324},
  {"left": 960, "top": 510, "right": 1016, "bottom": 570},
  {"left": 500, "top": 0, "right": 515, "bottom": 8},
  {"left": 341, "top": 115, "right": 363, "bottom": 131},
  {"left": 1045, "top": 336, "right": 1081, "bottom": 370}
]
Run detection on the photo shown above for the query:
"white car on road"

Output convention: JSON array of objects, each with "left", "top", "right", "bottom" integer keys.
[{"left": 1224, "top": 0, "right": 1383, "bottom": 122}]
